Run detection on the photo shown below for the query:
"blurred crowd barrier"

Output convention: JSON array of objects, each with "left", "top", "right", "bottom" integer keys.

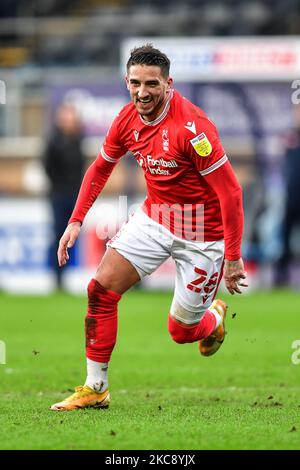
[{"left": 1, "top": 37, "right": 300, "bottom": 293}]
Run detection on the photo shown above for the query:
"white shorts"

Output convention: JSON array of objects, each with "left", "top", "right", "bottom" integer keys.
[{"left": 107, "top": 208, "right": 224, "bottom": 324}]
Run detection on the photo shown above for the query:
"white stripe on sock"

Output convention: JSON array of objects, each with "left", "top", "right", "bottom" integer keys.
[{"left": 209, "top": 308, "right": 222, "bottom": 328}]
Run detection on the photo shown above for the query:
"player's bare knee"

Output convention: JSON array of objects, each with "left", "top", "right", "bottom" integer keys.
[{"left": 95, "top": 270, "right": 116, "bottom": 291}]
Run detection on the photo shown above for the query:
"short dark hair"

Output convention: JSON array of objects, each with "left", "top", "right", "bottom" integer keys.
[{"left": 126, "top": 44, "right": 170, "bottom": 79}]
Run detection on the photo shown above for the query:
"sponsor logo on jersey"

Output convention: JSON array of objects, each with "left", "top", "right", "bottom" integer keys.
[
  {"left": 162, "top": 129, "right": 169, "bottom": 151},
  {"left": 134, "top": 151, "right": 178, "bottom": 175},
  {"left": 190, "top": 132, "right": 212, "bottom": 157},
  {"left": 147, "top": 155, "right": 178, "bottom": 175},
  {"left": 184, "top": 121, "right": 197, "bottom": 135}
]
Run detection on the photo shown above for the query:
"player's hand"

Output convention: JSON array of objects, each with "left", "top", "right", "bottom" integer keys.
[
  {"left": 57, "top": 222, "right": 81, "bottom": 267},
  {"left": 223, "top": 258, "right": 248, "bottom": 295}
]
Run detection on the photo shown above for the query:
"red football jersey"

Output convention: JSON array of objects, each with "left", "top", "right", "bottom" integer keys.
[{"left": 102, "top": 89, "right": 227, "bottom": 241}]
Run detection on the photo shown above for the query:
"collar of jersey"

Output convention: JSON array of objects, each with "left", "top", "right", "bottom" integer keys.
[{"left": 139, "top": 89, "right": 174, "bottom": 126}]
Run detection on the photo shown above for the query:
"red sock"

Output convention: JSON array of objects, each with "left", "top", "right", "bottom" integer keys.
[
  {"left": 168, "top": 309, "right": 217, "bottom": 344},
  {"left": 85, "top": 279, "right": 121, "bottom": 363}
]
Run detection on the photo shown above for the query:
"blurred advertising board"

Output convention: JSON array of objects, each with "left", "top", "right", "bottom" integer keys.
[
  {"left": 0, "top": 198, "right": 176, "bottom": 294},
  {"left": 0, "top": 198, "right": 54, "bottom": 294},
  {"left": 122, "top": 37, "right": 300, "bottom": 82}
]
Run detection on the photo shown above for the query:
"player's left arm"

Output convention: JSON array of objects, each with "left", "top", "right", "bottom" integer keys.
[
  {"left": 204, "top": 161, "right": 248, "bottom": 294},
  {"left": 186, "top": 117, "right": 247, "bottom": 294}
]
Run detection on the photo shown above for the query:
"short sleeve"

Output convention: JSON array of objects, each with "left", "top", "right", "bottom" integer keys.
[
  {"left": 186, "top": 117, "right": 227, "bottom": 176},
  {"left": 101, "top": 114, "right": 128, "bottom": 164}
]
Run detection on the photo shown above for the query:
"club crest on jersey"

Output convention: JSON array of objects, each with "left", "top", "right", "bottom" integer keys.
[
  {"left": 162, "top": 129, "right": 169, "bottom": 151},
  {"left": 190, "top": 133, "right": 212, "bottom": 157}
]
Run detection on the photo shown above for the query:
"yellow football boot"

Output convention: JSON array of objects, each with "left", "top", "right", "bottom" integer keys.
[
  {"left": 199, "top": 299, "right": 228, "bottom": 356},
  {"left": 50, "top": 385, "right": 110, "bottom": 411}
]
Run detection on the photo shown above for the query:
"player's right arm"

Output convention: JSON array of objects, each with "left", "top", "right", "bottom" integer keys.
[
  {"left": 57, "top": 114, "right": 127, "bottom": 266},
  {"left": 58, "top": 221, "right": 81, "bottom": 267}
]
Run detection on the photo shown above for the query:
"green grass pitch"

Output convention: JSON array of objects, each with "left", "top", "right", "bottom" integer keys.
[{"left": 0, "top": 289, "right": 299, "bottom": 450}]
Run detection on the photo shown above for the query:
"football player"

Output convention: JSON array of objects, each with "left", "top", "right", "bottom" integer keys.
[{"left": 51, "top": 44, "right": 247, "bottom": 411}]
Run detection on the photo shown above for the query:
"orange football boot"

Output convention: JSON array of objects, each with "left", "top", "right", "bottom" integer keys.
[
  {"left": 50, "top": 385, "right": 110, "bottom": 411},
  {"left": 199, "top": 299, "right": 227, "bottom": 356}
]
